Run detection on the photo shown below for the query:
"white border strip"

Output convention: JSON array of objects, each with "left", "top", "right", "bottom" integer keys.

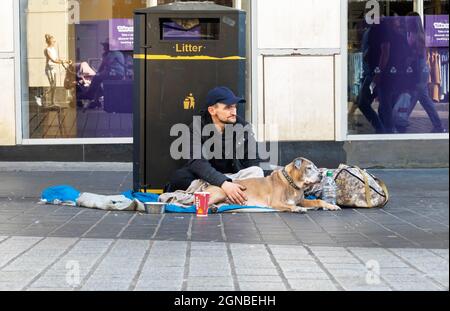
[
  {"left": 0, "top": 162, "right": 132, "bottom": 172},
  {"left": 348, "top": 133, "right": 449, "bottom": 141},
  {"left": 251, "top": 0, "right": 259, "bottom": 135},
  {"left": 14, "top": 0, "right": 23, "bottom": 145},
  {"left": 257, "top": 48, "right": 340, "bottom": 56},
  {"left": 21, "top": 138, "right": 133, "bottom": 145},
  {"left": 338, "top": 0, "right": 349, "bottom": 142}
]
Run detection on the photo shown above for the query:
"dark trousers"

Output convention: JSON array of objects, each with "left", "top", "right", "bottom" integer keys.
[
  {"left": 409, "top": 84, "right": 443, "bottom": 131},
  {"left": 357, "top": 75, "right": 385, "bottom": 133},
  {"left": 164, "top": 167, "right": 199, "bottom": 193},
  {"left": 378, "top": 84, "right": 397, "bottom": 134},
  {"left": 81, "top": 73, "right": 123, "bottom": 101}
]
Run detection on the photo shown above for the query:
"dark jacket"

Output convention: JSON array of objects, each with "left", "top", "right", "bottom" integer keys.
[{"left": 184, "top": 111, "right": 262, "bottom": 187}]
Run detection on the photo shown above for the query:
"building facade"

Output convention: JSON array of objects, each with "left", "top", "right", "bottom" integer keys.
[{"left": 0, "top": 0, "right": 448, "bottom": 168}]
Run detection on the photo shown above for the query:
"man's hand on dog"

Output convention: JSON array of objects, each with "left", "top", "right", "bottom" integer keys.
[{"left": 221, "top": 181, "right": 248, "bottom": 206}]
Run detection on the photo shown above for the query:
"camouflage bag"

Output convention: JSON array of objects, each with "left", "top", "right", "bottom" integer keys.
[{"left": 333, "top": 164, "right": 389, "bottom": 208}]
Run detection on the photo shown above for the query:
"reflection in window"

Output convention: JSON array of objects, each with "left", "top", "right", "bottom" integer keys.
[
  {"left": 20, "top": 0, "right": 147, "bottom": 139},
  {"left": 348, "top": 0, "right": 448, "bottom": 135}
]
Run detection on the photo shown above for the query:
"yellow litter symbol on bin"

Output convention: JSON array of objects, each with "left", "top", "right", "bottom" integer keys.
[{"left": 183, "top": 93, "right": 196, "bottom": 110}]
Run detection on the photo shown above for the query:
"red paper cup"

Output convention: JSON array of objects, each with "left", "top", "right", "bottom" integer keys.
[{"left": 194, "top": 192, "right": 210, "bottom": 217}]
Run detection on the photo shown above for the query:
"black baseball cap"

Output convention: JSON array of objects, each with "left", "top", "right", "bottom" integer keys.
[{"left": 206, "top": 87, "right": 246, "bottom": 107}]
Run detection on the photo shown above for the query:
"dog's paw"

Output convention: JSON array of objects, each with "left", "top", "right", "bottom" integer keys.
[
  {"left": 292, "top": 206, "right": 307, "bottom": 213},
  {"left": 324, "top": 204, "right": 341, "bottom": 211}
]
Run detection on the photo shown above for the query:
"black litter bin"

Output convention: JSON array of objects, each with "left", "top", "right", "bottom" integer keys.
[{"left": 133, "top": 2, "right": 247, "bottom": 194}]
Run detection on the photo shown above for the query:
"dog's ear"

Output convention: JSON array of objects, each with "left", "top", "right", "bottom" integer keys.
[{"left": 294, "top": 159, "right": 303, "bottom": 170}]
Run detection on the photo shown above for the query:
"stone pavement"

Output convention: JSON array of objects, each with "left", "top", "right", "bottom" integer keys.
[
  {"left": 0, "top": 238, "right": 448, "bottom": 291},
  {"left": 0, "top": 163, "right": 448, "bottom": 291}
]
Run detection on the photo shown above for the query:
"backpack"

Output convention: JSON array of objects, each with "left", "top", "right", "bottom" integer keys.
[{"left": 333, "top": 164, "right": 389, "bottom": 208}]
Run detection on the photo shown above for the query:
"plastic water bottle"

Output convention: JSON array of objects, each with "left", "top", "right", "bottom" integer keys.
[{"left": 322, "top": 170, "right": 337, "bottom": 205}]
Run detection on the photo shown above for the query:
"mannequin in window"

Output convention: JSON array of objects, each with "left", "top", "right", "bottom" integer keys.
[{"left": 35, "top": 34, "right": 68, "bottom": 107}]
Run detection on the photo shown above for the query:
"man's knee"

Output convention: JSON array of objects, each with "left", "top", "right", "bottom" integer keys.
[
  {"left": 228, "top": 166, "right": 264, "bottom": 181},
  {"left": 242, "top": 166, "right": 265, "bottom": 178}
]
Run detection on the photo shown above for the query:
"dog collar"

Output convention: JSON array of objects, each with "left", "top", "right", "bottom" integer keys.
[{"left": 281, "top": 168, "right": 301, "bottom": 191}]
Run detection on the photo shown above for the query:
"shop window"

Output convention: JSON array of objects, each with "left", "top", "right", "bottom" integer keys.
[
  {"left": 19, "top": 0, "right": 149, "bottom": 139},
  {"left": 348, "top": 0, "right": 449, "bottom": 135}
]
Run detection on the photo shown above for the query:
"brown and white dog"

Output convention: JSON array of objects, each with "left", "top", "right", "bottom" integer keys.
[{"left": 205, "top": 157, "right": 341, "bottom": 213}]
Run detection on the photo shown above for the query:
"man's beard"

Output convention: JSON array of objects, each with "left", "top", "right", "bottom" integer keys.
[
  {"left": 223, "top": 120, "right": 236, "bottom": 125},
  {"left": 220, "top": 117, "right": 237, "bottom": 125}
]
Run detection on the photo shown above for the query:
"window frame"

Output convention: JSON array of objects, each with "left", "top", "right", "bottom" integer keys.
[
  {"left": 16, "top": 0, "right": 156, "bottom": 145},
  {"left": 344, "top": 0, "right": 449, "bottom": 141},
  {"left": 250, "top": 0, "right": 448, "bottom": 142},
  {"left": 15, "top": 0, "right": 450, "bottom": 145}
]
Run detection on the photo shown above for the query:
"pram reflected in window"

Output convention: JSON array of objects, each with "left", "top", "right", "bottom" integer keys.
[
  {"left": 63, "top": 61, "right": 96, "bottom": 91},
  {"left": 64, "top": 58, "right": 134, "bottom": 112},
  {"left": 63, "top": 61, "right": 97, "bottom": 109},
  {"left": 63, "top": 62, "right": 97, "bottom": 107}
]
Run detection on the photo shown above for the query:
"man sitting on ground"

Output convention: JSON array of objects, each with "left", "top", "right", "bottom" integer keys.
[{"left": 165, "top": 87, "right": 266, "bottom": 206}]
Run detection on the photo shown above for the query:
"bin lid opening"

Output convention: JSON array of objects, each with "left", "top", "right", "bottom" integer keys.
[{"left": 160, "top": 18, "right": 220, "bottom": 41}]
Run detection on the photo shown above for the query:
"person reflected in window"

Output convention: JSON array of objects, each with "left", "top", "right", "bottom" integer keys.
[
  {"left": 405, "top": 12, "right": 445, "bottom": 133},
  {"left": 357, "top": 20, "right": 385, "bottom": 134},
  {"left": 80, "top": 38, "right": 125, "bottom": 109},
  {"left": 36, "top": 34, "right": 68, "bottom": 107},
  {"left": 374, "top": 13, "right": 411, "bottom": 133}
]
